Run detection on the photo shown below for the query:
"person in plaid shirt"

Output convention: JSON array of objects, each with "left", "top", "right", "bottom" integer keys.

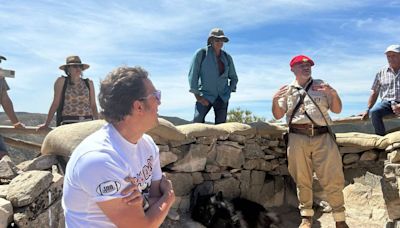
[{"left": 361, "top": 44, "right": 400, "bottom": 135}]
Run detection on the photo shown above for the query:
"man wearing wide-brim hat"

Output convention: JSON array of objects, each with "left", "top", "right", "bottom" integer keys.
[
  {"left": 188, "top": 28, "right": 238, "bottom": 124},
  {"left": 361, "top": 44, "right": 400, "bottom": 135},
  {"left": 0, "top": 55, "right": 25, "bottom": 159}
]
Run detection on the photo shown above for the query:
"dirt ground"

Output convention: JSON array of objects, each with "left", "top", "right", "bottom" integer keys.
[{"left": 161, "top": 204, "right": 390, "bottom": 228}]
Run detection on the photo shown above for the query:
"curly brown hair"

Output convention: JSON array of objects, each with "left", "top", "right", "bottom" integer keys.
[{"left": 98, "top": 66, "right": 148, "bottom": 124}]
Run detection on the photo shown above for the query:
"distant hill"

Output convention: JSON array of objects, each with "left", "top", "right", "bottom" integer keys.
[
  {"left": 0, "top": 112, "right": 49, "bottom": 127},
  {"left": 159, "top": 115, "right": 191, "bottom": 126},
  {"left": 0, "top": 112, "right": 192, "bottom": 127}
]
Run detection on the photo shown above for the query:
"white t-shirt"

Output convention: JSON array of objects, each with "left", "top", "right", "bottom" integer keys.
[{"left": 62, "top": 123, "right": 162, "bottom": 228}]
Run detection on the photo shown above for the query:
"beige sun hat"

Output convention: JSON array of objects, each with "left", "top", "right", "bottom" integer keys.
[
  {"left": 59, "top": 55, "right": 90, "bottom": 71},
  {"left": 207, "top": 28, "right": 229, "bottom": 45}
]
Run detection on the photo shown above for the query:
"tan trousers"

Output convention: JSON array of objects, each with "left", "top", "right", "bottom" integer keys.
[{"left": 287, "top": 132, "right": 346, "bottom": 222}]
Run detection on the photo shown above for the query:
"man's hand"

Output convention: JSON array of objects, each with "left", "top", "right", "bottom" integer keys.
[
  {"left": 36, "top": 123, "right": 51, "bottom": 131},
  {"left": 159, "top": 174, "right": 175, "bottom": 206},
  {"left": 196, "top": 96, "right": 209, "bottom": 106},
  {"left": 393, "top": 104, "right": 400, "bottom": 115},
  {"left": 13, "top": 122, "right": 25, "bottom": 129},
  {"left": 312, "top": 83, "right": 337, "bottom": 96},
  {"left": 122, "top": 177, "right": 143, "bottom": 206},
  {"left": 160, "top": 174, "right": 174, "bottom": 194},
  {"left": 360, "top": 110, "right": 369, "bottom": 120},
  {"left": 273, "top": 85, "right": 288, "bottom": 102}
]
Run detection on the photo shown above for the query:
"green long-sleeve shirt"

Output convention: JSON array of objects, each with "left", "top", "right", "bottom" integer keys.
[{"left": 188, "top": 46, "right": 238, "bottom": 103}]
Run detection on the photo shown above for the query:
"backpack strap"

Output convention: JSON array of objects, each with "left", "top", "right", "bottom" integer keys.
[
  {"left": 56, "top": 76, "right": 69, "bottom": 126},
  {"left": 83, "top": 78, "right": 90, "bottom": 89},
  {"left": 288, "top": 80, "right": 313, "bottom": 125},
  {"left": 200, "top": 48, "right": 230, "bottom": 68},
  {"left": 303, "top": 88, "right": 338, "bottom": 144},
  {"left": 199, "top": 48, "right": 206, "bottom": 69}
]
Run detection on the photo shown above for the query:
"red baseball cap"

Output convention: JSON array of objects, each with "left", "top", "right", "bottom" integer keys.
[{"left": 290, "top": 55, "right": 314, "bottom": 67}]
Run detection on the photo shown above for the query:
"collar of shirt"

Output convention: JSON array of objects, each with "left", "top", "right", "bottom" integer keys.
[{"left": 290, "top": 77, "right": 313, "bottom": 89}]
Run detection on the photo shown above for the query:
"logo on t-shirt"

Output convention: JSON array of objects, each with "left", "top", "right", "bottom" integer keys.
[{"left": 96, "top": 180, "right": 121, "bottom": 196}]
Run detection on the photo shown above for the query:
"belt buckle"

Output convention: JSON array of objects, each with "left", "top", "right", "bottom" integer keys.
[
  {"left": 311, "top": 124, "right": 314, "bottom": 137},
  {"left": 79, "top": 116, "right": 85, "bottom": 121}
]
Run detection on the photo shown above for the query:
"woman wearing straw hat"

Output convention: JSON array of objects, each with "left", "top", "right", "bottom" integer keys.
[
  {"left": 38, "top": 55, "right": 98, "bottom": 129},
  {"left": 188, "top": 28, "right": 238, "bottom": 124}
]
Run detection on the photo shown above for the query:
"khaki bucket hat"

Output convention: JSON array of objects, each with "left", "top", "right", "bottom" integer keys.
[
  {"left": 207, "top": 28, "right": 229, "bottom": 45},
  {"left": 59, "top": 55, "right": 90, "bottom": 71}
]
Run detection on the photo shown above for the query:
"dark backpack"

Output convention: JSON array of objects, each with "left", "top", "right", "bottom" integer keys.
[{"left": 56, "top": 76, "right": 90, "bottom": 126}]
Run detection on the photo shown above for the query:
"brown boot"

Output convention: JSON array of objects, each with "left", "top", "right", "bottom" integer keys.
[
  {"left": 336, "top": 221, "right": 349, "bottom": 228},
  {"left": 299, "top": 216, "right": 312, "bottom": 228}
]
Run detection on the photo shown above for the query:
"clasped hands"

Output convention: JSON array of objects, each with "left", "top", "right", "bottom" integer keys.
[{"left": 121, "top": 174, "right": 174, "bottom": 206}]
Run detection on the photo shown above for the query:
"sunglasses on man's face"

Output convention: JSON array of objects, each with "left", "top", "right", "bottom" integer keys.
[
  {"left": 214, "top": 38, "right": 224, "bottom": 43},
  {"left": 139, "top": 90, "right": 161, "bottom": 102},
  {"left": 69, "top": 65, "right": 83, "bottom": 69}
]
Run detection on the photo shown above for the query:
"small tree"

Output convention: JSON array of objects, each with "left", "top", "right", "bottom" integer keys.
[{"left": 227, "top": 107, "right": 266, "bottom": 123}]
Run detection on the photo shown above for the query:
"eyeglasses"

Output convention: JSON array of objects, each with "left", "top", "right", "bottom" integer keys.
[
  {"left": 139, "top": 90, "right": 161, "bottom": 102},
  {"left": 214, "top": 38, "right": 224, "bottom": 43}
]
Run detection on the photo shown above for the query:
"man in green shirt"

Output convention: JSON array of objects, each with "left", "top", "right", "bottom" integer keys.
[{"left": 188, "top": 28, "right": 238, "bottom": 124}]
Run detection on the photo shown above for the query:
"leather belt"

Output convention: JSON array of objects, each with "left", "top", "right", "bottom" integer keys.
[
  {"left": 289, "top": 124, "right": 316, "bottom": 129},
  {"left": 60, "top": 115, "right": 93, "bottom": 125},
  {"left": 289, "top": 125, "right": 328, "bottom": 137}
]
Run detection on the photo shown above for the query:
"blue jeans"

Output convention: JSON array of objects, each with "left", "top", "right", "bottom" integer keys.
[
  {"left": 193, "top": 96, "right": 228, "bottom": 124},
  {"left": 370, "top": 100, "right": 393, "bottom": 136}
]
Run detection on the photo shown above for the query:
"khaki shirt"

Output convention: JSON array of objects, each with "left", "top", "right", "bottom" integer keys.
[{"left": 278, "top": 78, "right": 333, "bottom": 126}]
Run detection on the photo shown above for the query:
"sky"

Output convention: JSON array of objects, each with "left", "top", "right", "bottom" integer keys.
[{"left": 1, "top": 0, "right": 399, "bottom": 123}]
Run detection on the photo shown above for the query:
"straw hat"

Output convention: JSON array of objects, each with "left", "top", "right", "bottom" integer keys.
[{"left": 59, "top": 56, "right": 90, "bottom": 71}]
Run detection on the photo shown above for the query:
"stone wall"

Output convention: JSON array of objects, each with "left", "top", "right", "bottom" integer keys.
[{"left": 0, "top": 119, "right": 399, "bottom": 227}]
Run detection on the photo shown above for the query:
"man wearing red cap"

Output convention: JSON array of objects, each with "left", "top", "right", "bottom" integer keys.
[{"left": 272, "top": 55, "right": 348, "bottom": 228}]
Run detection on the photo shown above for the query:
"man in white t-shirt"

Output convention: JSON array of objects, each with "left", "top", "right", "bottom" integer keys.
[{"left": 62, "top": 66, "right": 175, "bottom": 227}]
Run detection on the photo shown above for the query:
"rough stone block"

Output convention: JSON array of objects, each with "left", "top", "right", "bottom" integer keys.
[
  {"left": 202, "top": 172, "right": 221, "bottom": 181},
  {"left": 215, "top": 144, "right": 244, "bottom": 169},
  {"left": 158, "top": 144, "right": 170, "bottom": 152},
  {"left": 16, "top": 155, "right": 59, "bottom": 172},
  {"left": 7, "top": 171, "right": 53, "bottom": 207},
  {"left": 213, "top": 177, "right": 240, "bottom": 199},
  {"left": 0, "top": 156, "right": 18, "bottom": 179},
  {"left": 243, "top": 143, "right": 264, "bottom": 159},
  {"left": 0, "top": 185, "right": 8, "bottom": 198},
  {"left": 0, "top": 198, "right": 13, "bottom": 227},
  {"left": 228, "top": 134, "right": 246, "bottom": 144},
  {"left": 166, "top": 173, "right": 193, "bottom": 196},
  {"left": 343, "top": 153, "right": 360, "bottom": 164},
  {"left": 388, "top": 150, "right": 400, "bottom": 163},
  {"left": 360, "top": 150, "right": 379, "bottom": 161},
  {"left": 160, "top": 152, "right": 178, "bottom": 167},
  {"left": 192, "top": 172, "right": 204, "bottom": 185},
  {"left": 171, "top": 144, "right": 208, "bottom": 172},
  {"left": 14, "top": 199, "right": 64, "bottom": 228}
]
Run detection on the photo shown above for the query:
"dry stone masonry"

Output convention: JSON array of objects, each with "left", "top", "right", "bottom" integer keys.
[{"left": 0, "top": 119, "right": 398, "bottom": 227}]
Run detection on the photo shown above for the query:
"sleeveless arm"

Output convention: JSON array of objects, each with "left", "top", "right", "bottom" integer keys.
[
  {"left": 88, "top": 79, "right": 99, "bottom": 119},
  {"left": 42, "top": 77, "right": 65, "bottom": 127}
]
